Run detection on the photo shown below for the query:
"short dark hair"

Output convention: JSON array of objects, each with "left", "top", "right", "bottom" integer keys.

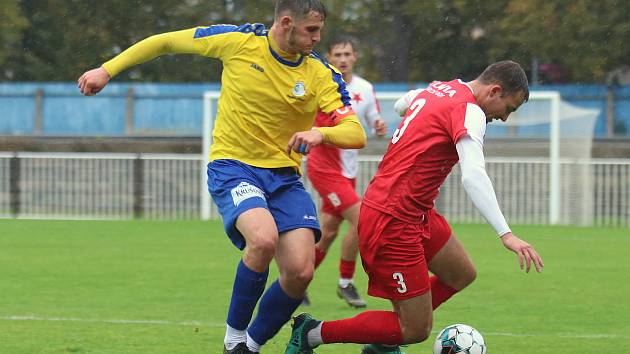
[
  {"left": 327, "top": 36, "right": 358, "bottom": 53},
  {"left": 478, "top": 60, "right": 530, "bottom": 101},
  {"left": 275, "top": 0, "right": 327, "bottom": 20}
]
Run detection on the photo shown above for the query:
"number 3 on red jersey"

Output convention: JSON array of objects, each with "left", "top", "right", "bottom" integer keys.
[{"left": 391, "top": 98, "right": 426, "bottom": 144}]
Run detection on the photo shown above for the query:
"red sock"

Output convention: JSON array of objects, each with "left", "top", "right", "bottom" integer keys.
[
  {"left": 321, "top": 311, "right": 403, "bottom": 345},
  {"left": 339, "top": 259, "right": 355, "bottom": 280},
  {"left": 314, "top": 248, "right": 327, "bottom": 268},
  {"left": 430, "top": 276, "right": 458, "bottom": 310}
]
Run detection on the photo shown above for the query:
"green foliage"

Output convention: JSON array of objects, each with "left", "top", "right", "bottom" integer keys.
[
  {"left": 9, "top": 0, "right": 228, "bottom": 81},
  {"left": 0, "top": 0, "right": 28, "bottom": 78},
  {"left": 1, "top": 0, "right": 628, "bottom": 82},
  {"left": 489, "top": 0, "right": 630, "bottom": 82},
  {"left": 1, "top": 220, "right": 629, "bottom": 353}
]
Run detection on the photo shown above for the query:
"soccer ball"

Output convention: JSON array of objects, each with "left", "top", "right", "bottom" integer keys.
[{"left": 433, "top": 323, "right": 487, "bottom": 354}]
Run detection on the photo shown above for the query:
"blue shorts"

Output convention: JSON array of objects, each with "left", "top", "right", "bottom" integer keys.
[{"left": 207, "top": 159, "right": 321, "bottom": 250}]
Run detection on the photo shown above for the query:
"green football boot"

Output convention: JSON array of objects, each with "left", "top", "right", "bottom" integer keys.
[
  {"left": 284, "top": 313, "right": 321, "bottom": 354},
  {"left": 361, "top": 344, "right": 406, "bottom": 354}
]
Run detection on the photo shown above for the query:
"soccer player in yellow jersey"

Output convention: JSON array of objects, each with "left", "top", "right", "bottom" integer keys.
[{"left": 77, "top": 1, "right": 366, "bottom": 353}]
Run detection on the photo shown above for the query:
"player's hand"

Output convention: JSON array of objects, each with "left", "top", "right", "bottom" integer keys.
[
  {"left": 374, "top": 118, "right": 387, "bottom": 137},
  {"left": 77, "top": 67, "right": 110, "bottom": 96},
  {"left": 500, "top": 232, "right": 544, "bottom": 273},
  {"left": 287, "top": 129, "right": 324, "bottom": 155}
]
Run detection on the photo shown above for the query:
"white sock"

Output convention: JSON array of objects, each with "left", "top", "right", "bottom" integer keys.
[
  {"left": 224, "top": 324, "right": 246, "bottom": 350},
  {"left": 339, "top": 278, "right": 353, "bottom": 287},
  {"left": 307, "top": 322, "right": 323, "bottom": 347},
  {"left": 246, "top": 332, "right": 262, "bottom": 353}
]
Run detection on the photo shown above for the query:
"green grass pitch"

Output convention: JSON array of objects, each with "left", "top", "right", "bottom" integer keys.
[{"left": 1, "top": 219, "right": 628, "bottom": 353}]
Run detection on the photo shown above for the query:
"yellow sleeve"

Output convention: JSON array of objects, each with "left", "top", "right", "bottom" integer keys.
[
  {"left": 102, "top": 29, "right": 204, "bottom": 77},
  {"left": 102, "top": 25, "right": 254, "bottom": 77},
  {"left": 314, "top": 115, "right": 367, "bottom": 149}
]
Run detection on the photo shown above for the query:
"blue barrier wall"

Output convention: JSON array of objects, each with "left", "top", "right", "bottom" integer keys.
[{"left": 0, "top": 82, "right": 627, "bottom": 137}]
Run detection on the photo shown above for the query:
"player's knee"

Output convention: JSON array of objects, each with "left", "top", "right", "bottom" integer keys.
[
  {"left": 285, "top": 261, "right": 314, "bottom": 286},
  {"left": 295, "top": 263, "right": 314, "bottom": 285},
  {"left": 401, "top": 322, "right": 432, "bottom": 344},
  {"left": 246, "top": 234, "right": 278, "bottom": 260},
  {"left": 321, "top": 230, "right": 338, "bottom": 243},
  {"left": 465, "top": 266, "right": 477, "bottom": 287},
  {"left": 397, "top": 310, "right": 433, "bottom": 344},
  {"left": 454, "top": 265, "right": 476, "bottom": 290}
]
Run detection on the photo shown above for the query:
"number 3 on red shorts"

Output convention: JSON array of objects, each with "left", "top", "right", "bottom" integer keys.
[{"left": 392, "top": 272, "right": 407, "bottom": 294}]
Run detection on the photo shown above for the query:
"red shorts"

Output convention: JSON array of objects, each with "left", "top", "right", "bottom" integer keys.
[
  {"left": 358, "top": 205, "right": 452, "bottom": 300},
  {"left": 307, "top": 169, "right": 360, "bottom": 218}
]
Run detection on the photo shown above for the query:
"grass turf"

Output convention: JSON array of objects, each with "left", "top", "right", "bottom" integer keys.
[{"left": 0, "top": 219, "right": 628, "bottom": 353}]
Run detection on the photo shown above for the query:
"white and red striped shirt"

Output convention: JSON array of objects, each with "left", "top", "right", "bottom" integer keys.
[{"left": 308, "top": 75, "right": 380, "bottom": 178}]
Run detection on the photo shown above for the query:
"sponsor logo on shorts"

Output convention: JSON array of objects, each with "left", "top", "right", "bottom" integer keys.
[
  {"left": 327, "top": 192, "right": 341, "bottom": 207},
  {"left": 231, "top": 182, "right": 265, "bottom": 207},
  {"left": 303, "top": 214, "right": 317, "bottom": 221}
]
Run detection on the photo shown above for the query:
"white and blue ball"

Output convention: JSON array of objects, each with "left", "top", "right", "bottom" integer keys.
[{"left": 433, "top": 323, "right": 487, "bottom": 354}]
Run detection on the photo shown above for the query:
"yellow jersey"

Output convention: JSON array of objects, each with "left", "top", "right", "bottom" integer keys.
[{"left": 103, "top": 23, "right": 362, "bottom": 170}]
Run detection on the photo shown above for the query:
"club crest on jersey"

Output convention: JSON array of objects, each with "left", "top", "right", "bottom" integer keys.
[
  {"left": 292, "top": 81, "right": 306, "bottom": 97},
  {"left": 231, "top": 182, "right": 265, "bottom": 207}
]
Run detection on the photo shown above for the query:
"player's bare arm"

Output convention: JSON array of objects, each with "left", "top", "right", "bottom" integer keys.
[
  {"left": 78, "top": 67, "right": 110, "bottom": 96},
  {"left": 286, "top": 112, "right": 367, "bottom": 154},
  {"left": 287, "top": 129, "right": 324, "bottom": 155},
  {"left": 309, "top": 109, "right": 366, "bottom": 150},
  {"left": 500, "top": 232, "right": 544, "bottom": 273},
  {"left": 373, "top": 118, "right": 387, "bottom": 137}
]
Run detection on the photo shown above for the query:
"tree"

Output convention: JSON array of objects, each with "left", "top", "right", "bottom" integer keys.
[
  {"left": 489, "top": 0, "right": 630, "bottom": 83},
  {"left": 2, "top": 0, "right": 629, "bottom": 83},
  {"left": 12, "top": 0, "right": 229, "bottom": 81},
  {"left": 0, "top": 0, "right": 28, "bottom": 79},
  {"left": 326, "top": 0, "right": 510, "bottom": 83}
]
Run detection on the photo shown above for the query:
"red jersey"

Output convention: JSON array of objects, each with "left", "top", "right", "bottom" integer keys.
[{"left": 363, "top": 79, "right": 485, "bottom": 223}]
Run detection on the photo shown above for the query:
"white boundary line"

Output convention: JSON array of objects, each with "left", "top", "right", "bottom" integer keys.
[
  {"left": 481, "top": 331, "right": 625, "bottom": 339},
  {"left": 1, "top": 315, "right": 224, "bottom": 328},
  {"left": 2, "top": 315, "right": 628, "bottom": 339}
]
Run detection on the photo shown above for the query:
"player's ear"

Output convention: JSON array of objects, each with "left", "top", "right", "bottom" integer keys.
[
  {"left": 350, "top": 50, "right": 358, "bottom": 62},
  {"left": 489, "top": 85, "right": 503, "bottom": 98},
  {"left": 278, "top": 15, "right": 293, "bottom": 30}
]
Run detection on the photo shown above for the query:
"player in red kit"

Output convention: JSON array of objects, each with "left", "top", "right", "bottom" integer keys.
[
  {"left": 285, "top": 60, "right": 544, "bottom": 354},
  {"left": 306, "top": 37, "right": 387, "bottom": 308}
]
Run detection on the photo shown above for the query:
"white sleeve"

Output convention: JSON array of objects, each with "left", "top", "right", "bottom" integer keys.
[
  {"left": 363, "top": 86, "right": 381, "bottom": 134},
  {"left": 455, "top": 104, "right": 511, "bottom": 237},
  {"left": 394, "top": 89, "right": 422, "bottom": 116}
]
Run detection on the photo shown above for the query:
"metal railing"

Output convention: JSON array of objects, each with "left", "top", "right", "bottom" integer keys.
[{"left": 1, "top": 152, "right": 628, "bottom": 227}]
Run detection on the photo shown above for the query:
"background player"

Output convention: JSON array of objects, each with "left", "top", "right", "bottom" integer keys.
[
  {"left": 284, "top": 60, "right": 544, "bottom": 354},
  {"left": 77, "top": 1, "right": 367, "bottom": 353},
  {"left": 306, "top": 37, "right": 387, "bottom": 308}
]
